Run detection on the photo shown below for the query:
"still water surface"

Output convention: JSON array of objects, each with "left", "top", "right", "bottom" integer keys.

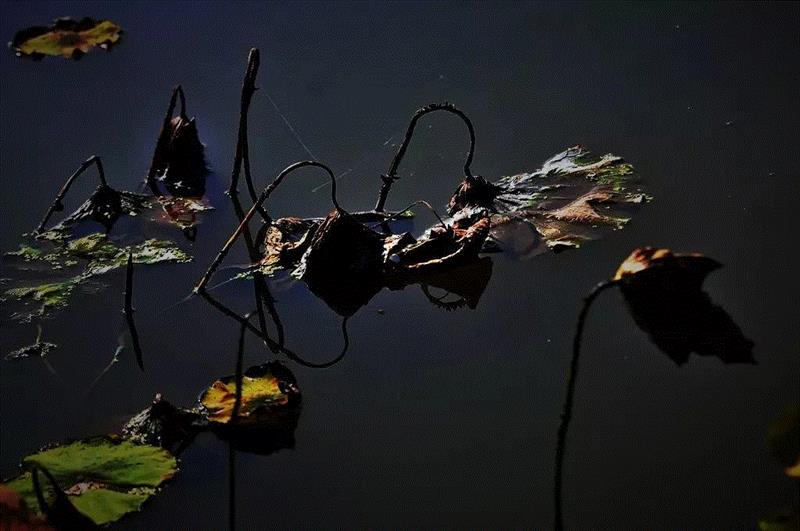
[{"left": 1, "top": 2, "right": 798, "bottom": 529}]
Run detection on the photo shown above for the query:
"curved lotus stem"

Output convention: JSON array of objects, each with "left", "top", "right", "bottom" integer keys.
[
  {"left": 35, "top": 155, "right": 107, "bottom": 234},
  {"left": 228, "top": 48, "right": 260, "bottom": 201},
  {"left": 146, "top": 84, "right": 188, "bottom": 195},
  {"left": 554, "top": 280, "right": 619, "bottom": 531},
  {"left": 370, "top": 199, "right": 448, "bottom": 230},
  {"left": 195, "top": 161, "right": 343, "bottom": 293},
  {"left": 375, "top": 102, "right": 476, "bottom": 212},
  {"left": 198, "top": 290, "right": 349, "bottom": 370}
]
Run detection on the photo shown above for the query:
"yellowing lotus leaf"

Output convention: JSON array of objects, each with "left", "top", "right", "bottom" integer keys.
[
  {"left": 199, "top": 362, "right": 301, "bottom": 426},
  {"left": 11, "top": 18, "right": 123, "bottom": 60}
]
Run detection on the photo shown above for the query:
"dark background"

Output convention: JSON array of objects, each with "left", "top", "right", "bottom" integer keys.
[{"left": 1, "top": 1, "right": 798, "bottom": 529}]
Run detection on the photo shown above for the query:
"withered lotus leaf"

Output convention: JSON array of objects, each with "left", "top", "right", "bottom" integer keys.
[
  {"left": 612, "top": 247, "right": 754, "bottom": 365},
  {"left": 2, "top": 436, "right": 176, "bottom": 525},
  {"left": 447, "top": 146, "right": 649, "bottom": 257},
  {"left": 121, "top": 394, "right": 200, "bottom": 450},
  {"left": 613, "top": 247, "right": 722, "bottom": 291},
  {"left": 199, "top": 362, "right": 301, "bottom": 426},
  {"left": 10, "top": 18, "right": 123, "bottom": 60}
]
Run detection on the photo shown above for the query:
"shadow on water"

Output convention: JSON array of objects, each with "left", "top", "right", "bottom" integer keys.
[{"left": 553, "top": 249, "right": 755, "bottom": 530}]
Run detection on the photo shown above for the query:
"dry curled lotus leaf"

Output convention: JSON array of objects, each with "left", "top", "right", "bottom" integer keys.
[
  {"left": 613, "top": 247, "right": 722, "bottom": 290},
  {"left": 2, "top": 436, "right": 176, "bottom": 525},
  {"left": 199, "top": 362, "right": 301, "bottom": 426},
  {"left": 11, "top": 18, "right": 122, "bottom": 59}
]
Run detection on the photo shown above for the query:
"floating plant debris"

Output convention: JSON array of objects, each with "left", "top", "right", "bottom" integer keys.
[
  {"left": 33, "top": 155, "right": 148, "bottom": 239},
  {"left": 3, "top": 233, "right": 190, "bottom": 321},
  {"left": 2, "top": 436, "right": 176, "bottom": 526},
  {"left": 450, "top": 146, "right": 647, "bottom": 256},
  {"left": 5, "top": 325, "right": 57, "bottom": 361},
  {"left": 122, "top": 394, "right": 200, "bottom": 451},
  {"left": 370, "top": 101, "right": 648, "bottom": 257},
  {"left": 146, "top": 86, "right": 208, "bottom": 198},
  {"left": 198, "top": 161, "right": 491, "bottom": 318},
  {"left": 10, "top": 17, "right": 123, "bottom": 60},
  {"left": 199, "top": 362, "right": 301, "bottom": 427}
]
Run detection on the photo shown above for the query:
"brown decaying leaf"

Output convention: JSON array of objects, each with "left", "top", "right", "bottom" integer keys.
[{"left": 613, "top": 247, "right": 754, "bottom": 365}]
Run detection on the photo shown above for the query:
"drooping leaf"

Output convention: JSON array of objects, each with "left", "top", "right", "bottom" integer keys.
[
  {"left": 448, "top": 146, "right": 650, "bottom": 258},
  {"left": 3, "top": 436, "right": 176, "bottom": 525},
  {"left": 613, "top": 248, "right": 754, "bottom": 365},
  {"left": 48, "top": 186, "right": 149, "bottom": 236},
  {"left": 199, "top": 362, "right": 301, "bottom": 427},
  {"left": 10, "top": 17, "right": 123, "bottom": 60},
  {"left": 146, "top": 86, "right": 208, "bottom": 199}
]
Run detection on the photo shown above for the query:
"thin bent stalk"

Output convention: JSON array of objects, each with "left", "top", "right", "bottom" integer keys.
[
  {"left": 228, "top": 48, "right": 260, "bottom": 202},
  {"left": 35, "top": 155, "right": 107, "bottom": 234},
  {"left": 195, "top": 160, "right": 342, "bottom": 293},
  {"left": 230, "top": 187, "right": 275, "bottom": 353},
  {"left": 146, "top": 85, "right": 187, "bottom": 195},
  {"left": 124, "top": 252, "right": 144, "bottom": 371},
  {"left": 554, "top": 280, "right": 618, "bottom": 531},
  {"left": 374, "top": 102, "right": 476, "bottom": 212},
  {"left": 198, "top": 289, "right": 349, "bottom": 369}
]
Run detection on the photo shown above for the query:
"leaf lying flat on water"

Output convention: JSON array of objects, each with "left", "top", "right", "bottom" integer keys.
[
  {"left": 3, "top": 233, "right": 190, "bottom": 321},
  {"left": 448, "top": 146, "right": 649, "bottom": 257},
  {"left": 199, "top": 362, "right": 301, "bottom": 426},
  {"left": 3, "top": 437, "right": 176, "bottom": 525},
  {"left": 10, "top": 17, "right": 122, "bottom": 60}
]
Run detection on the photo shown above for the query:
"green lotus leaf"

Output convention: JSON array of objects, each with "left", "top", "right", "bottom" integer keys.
[{"left": 3, "top": 436, "right": 176, "bottom": 525}]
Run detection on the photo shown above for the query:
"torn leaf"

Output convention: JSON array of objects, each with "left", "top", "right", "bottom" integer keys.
[
  {"left": 447, "top": 146, "right": 649, "bottom": 257},
  {"left": 2, "top": 436, "right": 176, "bottom": 526},
  {"left": 10, "top": 17, "right": 123, "bottom": 60}
]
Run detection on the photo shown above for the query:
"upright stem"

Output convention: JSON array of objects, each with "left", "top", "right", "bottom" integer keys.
[
  {"left": 146, "top": 85, "right": 187, "bottom": 195},
  {"left": 124, "top": 252, "right": 144, "bottom": 371},
  {"left": 554, "top": 280, "right": 618, "bottom": 531},
  {"left": 231, "top": 311, "right": 254, "bottom": 422},
  {"left": 35, "top": 155, "right": 107, "bottom": 234},
  {"left": 195, "top": 160, "right": 342, "bottom": 293},
  {"left": 374, "top": 102, "right": 476, "bottom": 212},
  {"left": 228, "top": 48, "right": 260, "bottom": 199}
]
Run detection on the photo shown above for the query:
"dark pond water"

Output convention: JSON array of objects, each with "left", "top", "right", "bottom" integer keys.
[{"left": 1, "top": 1, "right": 798, "bottom": 529}]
